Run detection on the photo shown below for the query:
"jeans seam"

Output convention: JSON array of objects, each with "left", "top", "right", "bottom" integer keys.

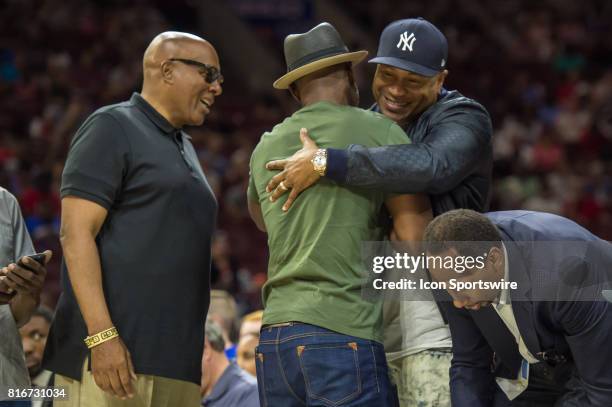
[
  {"left": 256, "top": 352, "right": 268, "bottom": 407},
  {"left": 259, "top": 331, "right": 342, "bottom": 345},
  {"left": 297, "top": 349, "right": 314, "bottom": 404},
  {"left": 370, "top": 344, "right": 380, "bottom": 393},
  {"left": 275, "top": 328, "right": 307, "bottom": 406},
  {"left": 298, "top": 342, "right": 362, "bottom": 406},
  {"left": 335, "top": 347, "right": 362, "bottom": 405}
]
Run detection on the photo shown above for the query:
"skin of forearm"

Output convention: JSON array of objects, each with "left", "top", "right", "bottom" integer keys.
[
  {"left": 390, "top": 206, "right": 433, "bottom": 256},
  {"left": 9, "top": 291, "right": 39, "bottom": 328},
  {"left": 393, "top": 210, "right": 432, "bottom": 242},
  {"left": 61, "top": 230, "right": 113, "bottom": 335}
]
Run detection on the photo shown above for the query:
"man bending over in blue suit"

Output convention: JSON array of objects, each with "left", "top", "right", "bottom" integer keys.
[{"left": 423, "top": 209, "right": 612, "bottom": 406}]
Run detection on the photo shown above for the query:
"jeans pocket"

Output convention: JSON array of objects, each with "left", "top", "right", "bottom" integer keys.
[
  {"left": 298, "top": 342, "right": 362, "bottom": 406},
  {"left": 254, "top": 349, "right": 267, "bottom": 407}
]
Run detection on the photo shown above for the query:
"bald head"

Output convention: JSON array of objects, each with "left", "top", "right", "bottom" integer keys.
[
  {"left": 140, "top": 31, "right": 222, "bottom": 128},
  {"left": 143, "top": 31, "right": 217, "bottom": 82}
]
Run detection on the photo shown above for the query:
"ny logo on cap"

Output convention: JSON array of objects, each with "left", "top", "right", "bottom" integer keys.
[{"left": 397, "top": 31, "right": 416, "bottom": 52}]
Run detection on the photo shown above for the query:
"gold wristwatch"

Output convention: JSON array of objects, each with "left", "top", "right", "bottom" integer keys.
[{"left": 311, "top": 148, "right": 327, "bottom": 176}]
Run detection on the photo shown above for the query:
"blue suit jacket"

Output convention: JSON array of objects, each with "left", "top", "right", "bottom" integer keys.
[{"left": 445, "top": 211, "right": 612, "bottom": 406}]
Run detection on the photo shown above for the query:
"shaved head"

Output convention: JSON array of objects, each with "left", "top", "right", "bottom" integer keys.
[
  {"left": 140, "top": 31, "right": 222, "bottom": 128},
  {"left": 143, "top": 32, "right": 216, "bottom": 81}
]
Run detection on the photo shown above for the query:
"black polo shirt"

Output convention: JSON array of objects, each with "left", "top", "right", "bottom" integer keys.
[{"left": 43, "top": 93, "right": 217, "bottom": 385}]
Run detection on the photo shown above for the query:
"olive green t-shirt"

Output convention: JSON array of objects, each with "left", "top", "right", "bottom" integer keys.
[{"left": 248, "top": 101, "right": 409, "bottom": 342}]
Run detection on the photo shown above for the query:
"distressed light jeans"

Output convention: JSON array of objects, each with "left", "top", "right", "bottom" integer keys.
[
  {"left": 255, "top": 322, "right": 396, "bottom": 407},
  {"left": 387, "top": 349, "right": 452, "bottom": 407}
]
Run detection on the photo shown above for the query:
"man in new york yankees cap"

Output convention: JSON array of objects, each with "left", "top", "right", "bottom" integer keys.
[
  {"left": 369, "top": 17, "right": 449, "bottom": 124},
  {"left": 372, "top": 17, "right": 448, "bottom": 75},
  {"left": 264, "top": 17, "right": 493, "bottom": 406},
  {"left": 374, "top": 17, "right": 447, "bottom": 73}
]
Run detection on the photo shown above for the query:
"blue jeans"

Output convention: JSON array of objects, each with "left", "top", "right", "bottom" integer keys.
[{"left": 255, "top": 322, "right": 396, "bottom": 406}]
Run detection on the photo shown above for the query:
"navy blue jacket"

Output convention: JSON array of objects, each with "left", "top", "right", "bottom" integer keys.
[
  {"left": 326, "top": 89, "right": 493, "bottom": 215},
  {"left": 445, "top": 211, "right": 612, "bottom": 406}
]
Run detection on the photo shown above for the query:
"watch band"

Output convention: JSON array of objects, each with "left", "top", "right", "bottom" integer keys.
[{"left": 311, "top": 148, "right": 327, "bottom": 177}]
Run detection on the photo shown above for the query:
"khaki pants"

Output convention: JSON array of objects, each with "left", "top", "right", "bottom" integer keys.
[
  {"left": 54, "top": 359, "right": 201, "bottom": 407},
  {"left": 388, "top": 349, "right": 452, "bottom": 407}
]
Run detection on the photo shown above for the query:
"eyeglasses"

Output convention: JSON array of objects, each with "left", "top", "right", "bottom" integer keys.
[{"left": 169, "top": 58, "right": 224, "bottom": 84}]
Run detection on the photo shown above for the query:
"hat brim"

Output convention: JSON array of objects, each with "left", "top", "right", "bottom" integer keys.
[
  {"left": 368, "top": 56, "right": 441, "bottom": 77},
  {"left": 274, "top": 50, "right": 368, "bottom": 90}
]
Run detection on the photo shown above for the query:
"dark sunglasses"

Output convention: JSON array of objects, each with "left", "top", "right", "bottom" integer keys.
[{"left": 169, "top": 58, "right": 223, "bottom": 84}]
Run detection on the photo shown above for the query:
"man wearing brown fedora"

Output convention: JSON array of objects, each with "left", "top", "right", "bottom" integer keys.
[
  {"left": 247, "top": 23, "right": 432, "bottom": 406},
  {"left": 262, "top": 17, "right": 494, "bottom": 406}
]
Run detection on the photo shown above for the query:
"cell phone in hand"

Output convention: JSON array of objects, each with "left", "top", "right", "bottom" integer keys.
[{"left": 17, "top": 252, "right": 47, "bottom": 272}]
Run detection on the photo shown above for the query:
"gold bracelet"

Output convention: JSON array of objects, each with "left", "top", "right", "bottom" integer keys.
[{"left": 84, "top": 327, "right": 119, "bottom": 349}]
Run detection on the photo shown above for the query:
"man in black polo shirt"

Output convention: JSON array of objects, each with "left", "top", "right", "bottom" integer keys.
[{"left": 43, "top": 31, "right": 222, "bottom": 406}]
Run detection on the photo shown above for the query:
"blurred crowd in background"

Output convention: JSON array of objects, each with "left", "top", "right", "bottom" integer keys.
[{"left": 1, "top": 0, "right": 611, "bottom": 316}]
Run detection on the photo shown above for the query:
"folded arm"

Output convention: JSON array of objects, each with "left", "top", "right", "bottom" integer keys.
[
  {"left": 247, "top": 199, "right": 266, "bottom": 232},
  {"left": 265, "top": 103, "right": 492, "bottom": 210},
  {"left": 385, "top": 193, "right": 432, "bottom": 250},
  {"left": 328, "top": 103, "right": 492, "bottom": 194}
]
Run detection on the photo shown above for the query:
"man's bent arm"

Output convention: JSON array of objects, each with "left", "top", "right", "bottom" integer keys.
[
  {"left": 247, "top": 199, "right": 266, "bottom": 232},
  {"left": 60, "top": 196, "right": 113, "bottom": 334},
  {"left": 385, "top": 193, "right": 432, "bottom": 245},
  {"left": 327, "top": 102, "right": 492, "bottom": 194},
  {"left": 9, "top": 293, "right": 38, "bottom": 328}
]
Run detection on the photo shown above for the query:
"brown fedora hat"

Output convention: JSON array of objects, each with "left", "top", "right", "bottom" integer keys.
[{"left": 273, "top": 22, "right": 368, "bottom": 90}]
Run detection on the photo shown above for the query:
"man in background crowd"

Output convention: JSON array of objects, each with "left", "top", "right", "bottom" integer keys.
[
  {"left": 201, "top": 320, "right": 259, "bottom": 407},
  {"left": 20, "top": 306, "right": 54, "bottom": 407},
  {"left": 239, "top": 310, "right": 263, "bottom": 339},
  {"left": 236, "top": 310, "right": 262, "bottom": 377},
  {"left": 236, "top": 334, "right": 258, "bottom": 377},
  {"left": 209, "top": 290, "right": 240, "bottom": 362}
]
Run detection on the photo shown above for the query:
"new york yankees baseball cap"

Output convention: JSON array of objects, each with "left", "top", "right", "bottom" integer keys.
[{"left": 369, "top": 18, "right": 448, "bottom": 77}]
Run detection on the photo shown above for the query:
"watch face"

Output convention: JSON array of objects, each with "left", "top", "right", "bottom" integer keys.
[{"left": 314, "top": 156, "right": 326, "bottom": 167}]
